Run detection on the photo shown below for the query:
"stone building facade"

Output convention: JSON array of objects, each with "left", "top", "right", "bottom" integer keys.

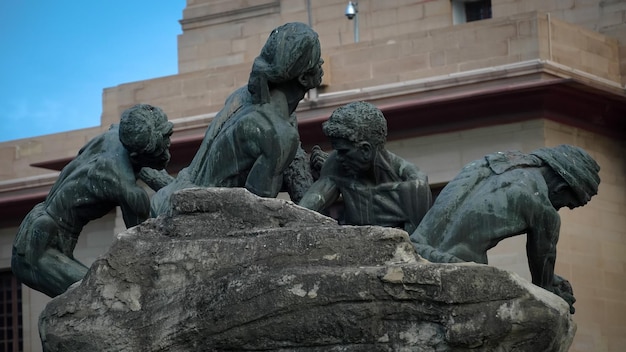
[{"left": 0, "top": 1, "right": 624, "bottom": 351}]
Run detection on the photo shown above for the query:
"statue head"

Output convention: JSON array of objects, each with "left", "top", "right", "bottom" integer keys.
[
  {"left": 323, "top": 101, "right": 388, "bottom": 176},
  {"left": 324, "top": 101, "right": 387, "bottom": 148},
  {"left": 248, "top": 22, "right": 323, "bottom": 104},
  {"left": 532, "top": 144, "right": 600, "bottom": 207},
  {"left": 119, "top": 104, "right": 174, "bottom": 170}
]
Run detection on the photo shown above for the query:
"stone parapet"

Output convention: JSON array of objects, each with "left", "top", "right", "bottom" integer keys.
[{"left": 96, "top": 11, "right": 623, "bottom": 135}]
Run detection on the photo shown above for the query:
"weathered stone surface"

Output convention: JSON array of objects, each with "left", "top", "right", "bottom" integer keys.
[{"left": 40, "top": 188, "right": 575, "bottom": 352}]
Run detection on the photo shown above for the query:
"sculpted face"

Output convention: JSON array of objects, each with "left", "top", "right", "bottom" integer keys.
[
  {"left": 331, "top": 138, "right": 371, "bottom": 178},
  {"left": 138, "top": 121, "right": 174, "bottom": 170},
  {"left": 310, "top": 58, "right": 324, "bottom": 88},
  {"left": 549, "top": 184, "right": 584, "bottom": 210},
  {"left": 544, "top": 169, "right": 585, "bottom": 210},
  {"left": 300, "top": 58, "right": 324, "bottom": 90}
]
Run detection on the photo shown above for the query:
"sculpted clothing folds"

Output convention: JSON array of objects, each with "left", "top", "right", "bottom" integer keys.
[
  {"left": 302, "top": 150, "right": 431, "bottom": 233},
  {"left": 411, "top": 151, "right": 549, "bottom": 260},
  {"left": 409, "top": 149, "right": 590, "bottom": 313},
  {"left": 151, "top": 88, "right": 301, "bottom": 215},
  {"left": 151, "top": 23, "right": 323, "bottom": 215}
]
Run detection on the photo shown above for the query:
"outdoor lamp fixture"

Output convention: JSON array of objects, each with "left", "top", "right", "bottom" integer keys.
[{"left": 345, "top": 1, "right": 359, "bottom": 43}]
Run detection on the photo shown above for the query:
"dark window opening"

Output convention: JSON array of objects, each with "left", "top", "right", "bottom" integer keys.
[
  {"left": 0, "top": 271, "right": 22, "bottom": 352},
  {"left": 465, "top": 0, "right": 492, "bottom": 22}
]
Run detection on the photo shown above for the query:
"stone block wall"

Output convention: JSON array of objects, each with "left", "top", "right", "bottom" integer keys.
[
  {"left": 178, "top": 0, "right": 626, "bottom": 84},
  {"left": 99, "top": 10, "right": 623, "bottom": 128},
  {"left": 548, "top": 16, "right": 621, "bottom": 83},
  {"left": 493, "top": 0, "right": 626, "bottom": 85},
  {"left": 100, "top": 64, "right": 251, "bottom": 128},
  {"left": 385, "top": 119, "right": 546, "bottom": 185},
  {"left": 321, "top": 12, "right": 546, "bottom": 92},
  {"left": 100, "top": 11, "right": 622, "bottom": 128},
  {"left": 0, "top": 128, "right": 101, "bottom": 181},
  {"left": 177, "top": 0, "right": 457, "bottom": 74}
]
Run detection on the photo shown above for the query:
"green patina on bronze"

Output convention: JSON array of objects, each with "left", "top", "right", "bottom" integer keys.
[
  {"left": 300, "top": 101, "right": 432, "bottom": 234},
  {"left": 410, "top": 144, "right": 600, "bottom": 314},
  {"left": 12, "top": 104, "right": 173, "bottom": 297},
  {"left": 151, "top": 22, "right": 324, "bottom": 215}
]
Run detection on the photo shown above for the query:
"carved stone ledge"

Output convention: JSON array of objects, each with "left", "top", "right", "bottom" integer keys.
[{"left": 181, "top": 0, "right": 280, "bottom": 30}]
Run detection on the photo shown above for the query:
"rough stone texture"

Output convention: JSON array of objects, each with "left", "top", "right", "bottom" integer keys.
[{"left": 39, "top": 188, "right": 575, "bottom": 352}]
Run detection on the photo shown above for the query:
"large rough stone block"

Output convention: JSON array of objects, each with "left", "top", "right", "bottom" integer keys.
[{"left": 39, "top": 188, "right": 575, "bottom": 351}]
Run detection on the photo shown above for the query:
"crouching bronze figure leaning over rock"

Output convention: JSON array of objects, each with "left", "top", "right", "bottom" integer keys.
[
  {"left": 12, "top": 104, "right": 173, "bottom": 297},
  {"left": 410, "top": 144, "right": 600, "bottom": 313}
]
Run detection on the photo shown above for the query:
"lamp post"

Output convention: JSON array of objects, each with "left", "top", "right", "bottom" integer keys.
[{"left": 345, "top": 1, "right": 359, "bottom": 43}]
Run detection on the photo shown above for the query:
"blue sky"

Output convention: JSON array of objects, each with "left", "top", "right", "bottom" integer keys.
[{"left": 0, "top": 1, "right": 184, "bottom": 142}]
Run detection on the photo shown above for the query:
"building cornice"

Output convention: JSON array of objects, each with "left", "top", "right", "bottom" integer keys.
[
  {"left": 180, "top": 0, "right": 280, "bottom": 30},
  {"left": 25, "top": 60, "right": 626, "bottom": 171}
]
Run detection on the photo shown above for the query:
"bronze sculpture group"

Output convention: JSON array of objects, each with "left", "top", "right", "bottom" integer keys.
[{"left": 12, "top": 23, "right": 600, "bottom": 315}]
